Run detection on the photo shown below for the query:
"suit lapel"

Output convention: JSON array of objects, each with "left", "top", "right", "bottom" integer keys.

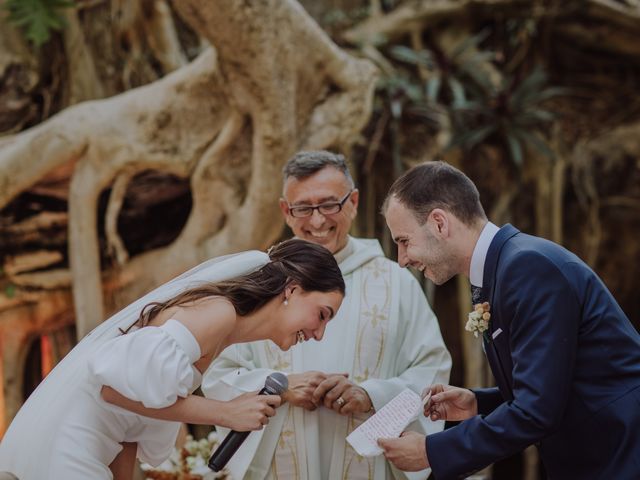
[{"left": 482, "top": 224, "right": 520, "bottom": 400}]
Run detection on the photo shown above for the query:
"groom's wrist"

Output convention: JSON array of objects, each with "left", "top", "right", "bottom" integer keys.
[
  {"left": 467, "top": 389, "right": 479, "bottom": 416},
  {"left": 423, "top": 434, "right": 431, "bottom": 470}
]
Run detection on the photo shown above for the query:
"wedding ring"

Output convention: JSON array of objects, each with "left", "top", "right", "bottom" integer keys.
[{"left": 336, "top": 396, "right": 345, "bottom": 407}]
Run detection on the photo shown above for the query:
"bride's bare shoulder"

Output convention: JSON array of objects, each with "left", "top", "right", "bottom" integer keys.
[{"left": 170, "top": 297, "right": 236, "bottom": 348}]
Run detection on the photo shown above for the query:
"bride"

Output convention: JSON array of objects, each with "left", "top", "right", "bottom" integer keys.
[{"left": 0, "top": 239, "right": 345, "bottom": 479}]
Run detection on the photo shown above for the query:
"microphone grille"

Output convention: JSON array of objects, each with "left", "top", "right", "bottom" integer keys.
[{"left": 264, "top": 372, "right": 288, "bottom": 394}]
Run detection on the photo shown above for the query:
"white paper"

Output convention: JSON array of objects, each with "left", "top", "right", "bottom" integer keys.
[{"left": 346, "top": 389, "right": 425, "bottom": 457}]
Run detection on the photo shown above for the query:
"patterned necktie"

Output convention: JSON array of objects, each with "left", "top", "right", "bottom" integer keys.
[{"left": 471, "top": 285, "right": 483, "bottom": 305}]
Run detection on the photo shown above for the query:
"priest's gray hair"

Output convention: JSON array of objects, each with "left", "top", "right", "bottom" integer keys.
[{"left": 282, "top": 150, "right": 354, "bottom": 188}]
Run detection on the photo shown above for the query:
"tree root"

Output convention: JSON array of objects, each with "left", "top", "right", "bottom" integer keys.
[{"left": 0, "top": 1, "right": 377, "bottom": 339}]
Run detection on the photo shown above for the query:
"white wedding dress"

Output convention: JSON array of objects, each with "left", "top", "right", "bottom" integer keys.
[{"left": 0, "top": 251, "right": 268, "bottom": 479}]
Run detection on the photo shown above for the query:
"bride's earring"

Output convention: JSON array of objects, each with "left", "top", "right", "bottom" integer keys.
[{"left": 284, "top": 287, "right": 292, "bottom": 306}]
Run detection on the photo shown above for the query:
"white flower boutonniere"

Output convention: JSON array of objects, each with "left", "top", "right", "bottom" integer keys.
[{"left": 465, "top": 302, "right": 491, "bottom": 339}]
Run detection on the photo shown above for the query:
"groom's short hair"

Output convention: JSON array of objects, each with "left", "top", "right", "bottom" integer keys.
[
  {"left": 385, "top": 161, "right": 486, "bottom": 226},
  {"left": 283, "top": 150, "right": 354, "bottom": 187}
]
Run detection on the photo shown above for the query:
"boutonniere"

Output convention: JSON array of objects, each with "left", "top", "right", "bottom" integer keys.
[{"left": 465, "top": 302, "right": 491, "bottom": 339}]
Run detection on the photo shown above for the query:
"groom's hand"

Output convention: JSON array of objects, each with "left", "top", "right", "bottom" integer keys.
[
  {"left": 378, "top": 431, "right": 429, "bottom": 471},
  {"left": 312, "top": 374, "right": 372, "bottom": 415},
  {"left": 281, "top": 371, "right": 328, "bottom": 411},
  {"left": 424, "top": 384, "right": 478, "bottom": 421}
]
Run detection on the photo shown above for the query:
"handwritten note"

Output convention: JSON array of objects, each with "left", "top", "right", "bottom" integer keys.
[{"left": 346, "top": 389, "right": 428, "bottom": 457}]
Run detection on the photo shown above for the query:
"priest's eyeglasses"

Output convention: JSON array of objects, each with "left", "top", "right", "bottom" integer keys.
[{"left": 287, "top": 190, "right": 353, "bottom": 218}]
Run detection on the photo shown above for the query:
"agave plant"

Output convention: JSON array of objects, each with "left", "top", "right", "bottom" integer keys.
[
  {"left": 389, "top": 29, "right": 496, "bottom": 110},
  {"left": 384, "top": 28, "right": 565, "bottom": 168},
  {"left": 449, "top": 67, "right": 566, "bottom": 167}
]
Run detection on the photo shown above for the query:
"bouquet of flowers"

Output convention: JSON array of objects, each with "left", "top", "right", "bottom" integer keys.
[{"left": 141, "top": 431, "right": 231, "bottom": 480}]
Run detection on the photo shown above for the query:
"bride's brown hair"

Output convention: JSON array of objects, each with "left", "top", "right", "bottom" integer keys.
[{"left": 132, "top": 239, "right": 345, "bottom": 329}]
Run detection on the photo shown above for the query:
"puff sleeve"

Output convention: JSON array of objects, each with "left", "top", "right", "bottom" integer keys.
[{"left": 88, "top": 320, "right": 202, "bottom": 408}]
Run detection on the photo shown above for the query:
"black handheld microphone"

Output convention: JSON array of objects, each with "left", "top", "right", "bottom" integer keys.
[{"left": 208, "top": 372, "right": 288, "bottom": 472}]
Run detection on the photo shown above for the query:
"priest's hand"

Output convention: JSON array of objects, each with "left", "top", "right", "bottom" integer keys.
[
  {"left": 312, "top": 374, "right": 373, "bottom": 415},
  {"left": 378, "top": 431, "right": 429, "bottom": 471},
  {"left": 281, "top": 371, "right": 331, "bottom": 411},
  {"left": 424, "top": 384, "right": 477, "bottom": 421}
]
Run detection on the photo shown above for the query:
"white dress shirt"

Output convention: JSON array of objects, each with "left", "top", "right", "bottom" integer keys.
[{"left": 469, "top": 222, "right": 499, "bottom": 287}]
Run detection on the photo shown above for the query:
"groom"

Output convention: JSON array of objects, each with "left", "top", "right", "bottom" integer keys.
[{"left": 379, "top": 161, "right": 640, "bottom": 479}]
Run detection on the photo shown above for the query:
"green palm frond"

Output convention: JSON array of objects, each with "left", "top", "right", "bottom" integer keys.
[
  {"left": 389, "top": 45, "right": 434, "bottom": 68},
  {"left": 505, "top": 133, "right": 524, "bottom": 167},
  {"left": 513, "top": 109, "right": 555, "bottom": 127},
  {"left": 450, "top": 28, "right": 491, "bottom": 60},
  {"left": 426, "top": 76, "right": 442, "bottom": 102},
  {"left": 512, "top": 127, "right": 555, "bottom": 159},
  {"left": 450, "top": 124, "right": 497, "bottom": 149}
]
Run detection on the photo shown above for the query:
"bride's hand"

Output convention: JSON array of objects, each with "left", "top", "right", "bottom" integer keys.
[
  {"left": 423, "top": 384, "right": 477, "bottom": 422},
  {"left": 221, "top": 391, "right": 282, "bottom": 431}
]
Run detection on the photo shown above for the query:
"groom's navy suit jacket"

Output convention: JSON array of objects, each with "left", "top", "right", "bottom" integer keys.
[{"left": 428, "top": 225, "right": 640, "bottom": 479}]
